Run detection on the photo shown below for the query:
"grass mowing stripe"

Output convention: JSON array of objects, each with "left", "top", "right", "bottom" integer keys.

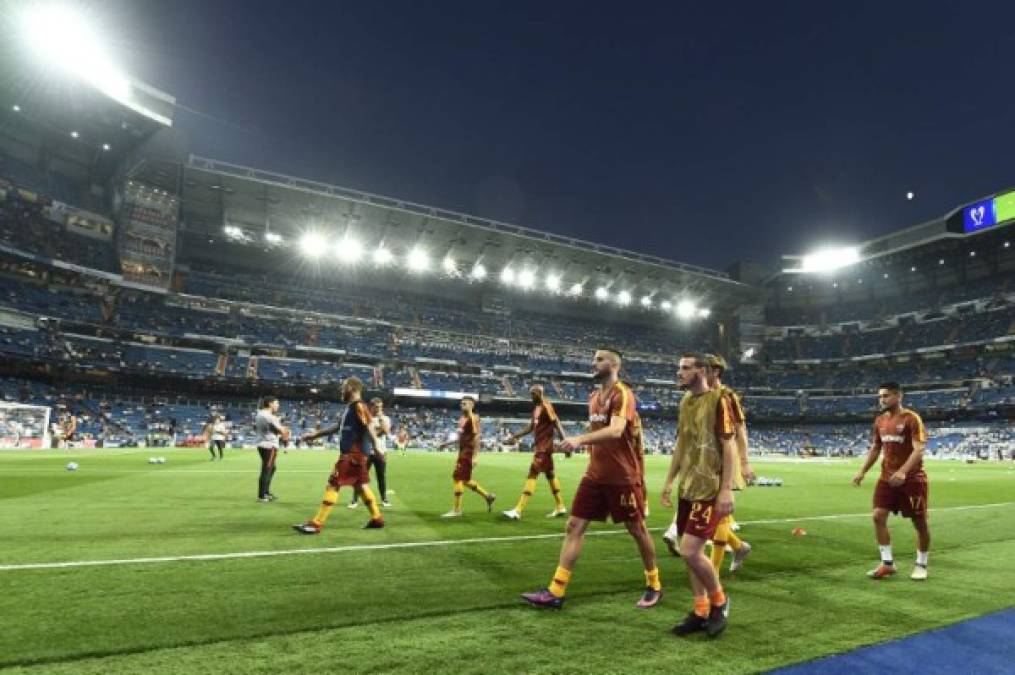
[{"left": 3, "top": 500, "right": 1011, "bottom": 572}]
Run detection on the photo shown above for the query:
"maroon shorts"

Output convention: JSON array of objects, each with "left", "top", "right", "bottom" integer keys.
[
  {"left": 874, "top": 478, "right": 929, "bottom": 518},
  {"left": 676, "top": 498, "right": 723, "bottom": 540},
  {"left": 570, "top": 477, "right": 644, "bottom": 523},
  {"left": 328, "top": 451, "right": 369, "bottom": 488},
  {"left": 453, "top": 453, "right": 474, "bottom": 482},
  {"left": 528, "top": 451, "right": 555, "bottom": 477}
]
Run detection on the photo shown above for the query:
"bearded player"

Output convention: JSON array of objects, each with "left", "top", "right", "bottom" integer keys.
[
  {"left": 662, "top": 353, "right": 736, "bottom": 638},
  {"left": 521, "top": 347, "right": 662, "bottom": 610},
  {"left": 853, "top": 382, "right": 930, "bottom": 581},
  {"left": 502, "top": 385, "right": 568, "bottom": 520},
  {"left": 439, "top": 396, "right": 496, "bottom": 517},
  {"left": 292, "top": 377, "right": 385, "bottom": 532}
]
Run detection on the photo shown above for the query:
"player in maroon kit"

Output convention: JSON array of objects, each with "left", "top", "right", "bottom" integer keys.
[{"left": 853, "top": 382, "right": 931, "bottom": 581}]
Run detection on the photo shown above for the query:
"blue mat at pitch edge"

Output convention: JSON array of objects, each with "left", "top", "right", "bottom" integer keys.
[{"left": 775, "top": 608, "right": 1015, "bottom": 674}]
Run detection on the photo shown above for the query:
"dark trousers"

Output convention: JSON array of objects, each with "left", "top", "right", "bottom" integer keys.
[
  {"left": 353, "top": 454, "right": 387, "bottom": 502},
  {"left": 210, "top": 440, "right": 225, "bottom": 458},
  {"left": 257, "top": 446, "right": 278, "bottom": 498}
]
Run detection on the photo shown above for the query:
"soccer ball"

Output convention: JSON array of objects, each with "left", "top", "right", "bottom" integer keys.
[{"left": 65, "top": 462, "right": 79, "bottom": 471}]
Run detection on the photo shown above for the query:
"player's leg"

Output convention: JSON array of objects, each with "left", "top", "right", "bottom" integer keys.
[
  {"left": 256, "top": 447, "right": 273, "bottom": 500},
  {"left": 375, "top": 455, "right": 389, "bottom": 505},
  {"left": 506, "top": 468, "right": 538, "bottom": 519},
  {"left": 465, "top": 479, "right": 495, "bottom": 510},
  {"left": 624, "top": 517, "right": 662, "bottom": 608},
  {"left": 547, "top": 517, "right": 590, "bottom": 600},
  {"left": 710, "top": 516, "right": 731, "bottom": 572},
  {"left": 443, "top": 479, "right": 465, "bottom": 517},
  {"left": 355, "top": 481, "right": 384, "bottom": 527},
  {"left": 868, "top": 506, "right": 896, "bottom": 578},
  {"left": 209, "top": 440, "right": 217, "bottom": 461},
  {"left": 910, "top": 514, "right": 930, "bottom": 579},
  {"left": 678, "top": 532, "right": 727, "bottom": 636},
  {"left": 263, "top": 448, "right": 278, "bottom": 498},
  {"left": 547, "top": 469, "right": 566, "bottom": 516}
]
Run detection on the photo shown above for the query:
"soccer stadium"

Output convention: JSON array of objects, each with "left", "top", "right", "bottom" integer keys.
[{"left": 1, "top": 4, "right": 1013, "bottom": 674}]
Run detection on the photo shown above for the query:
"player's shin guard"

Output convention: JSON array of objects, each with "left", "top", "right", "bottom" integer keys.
[
  {"left": 453, "top": 480, "right": 464, "bottom": 512},
  {"left": 645, "top": 567, "right": 662, "bottom": 592},
  {"left": 515, "top": 478, "right": 536, "bottom": 513},
  {"left": 312, "top": 487, "right": 339, "bottom": 527},
  {"left": 550, "top": 477, "right": 564, "bottom": 509},
  {"left": 548, "top": 565, "right": 571, "bottom": 598},
  {"left": 711, "top": 520, "right": 731, "bottom": 572},
  {"left": 466, "top": 479, "right": 489, "bottom": 498},
  {"left": 360, "top": 485, "right": 382, "bottom": 521}
]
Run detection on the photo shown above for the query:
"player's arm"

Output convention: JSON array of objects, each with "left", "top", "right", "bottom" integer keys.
[
  {"left": 716, "top": 435, "right": 737, "bottom": 517},
  {"left": 735, "top": 422, "right": 755, "bottom": 482},
  {"left": 853, "top": 431, "right": 882, "bottom": 486},
  {"left": 661, "top": 436, "right": 685, "bottom": 508},
  {"left": 560, "top": 415, "right": 627, "bottom": 453},
  {"left": 509, "top": 422, "right": 534, "bottom": 442},
  {"left": 303, "top": 421, "right": 339, "bottom": 442}
]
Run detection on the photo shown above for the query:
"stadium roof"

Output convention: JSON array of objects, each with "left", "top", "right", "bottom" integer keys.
[{"left": 147, "top": 155, "right": 760, "bottom": 313}]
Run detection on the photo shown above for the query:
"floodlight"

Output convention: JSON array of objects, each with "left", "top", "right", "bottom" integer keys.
[
  {"left": 640, "top": 295, "right": 652, "bottom": 308},
  {"left": 617, "top": 290, "right": 632, "bottom": 305},
  {"left": 336, "top": 236, "right": 363, "bottom": 263},
  {"left": 500, "top": 267, "right": 516, "bottom": 285},
  {"left": 659, "top": 300, "right": 672, "bottom": 311},
  {"left": 442, "top": 255, "right": 457, "bottom": 273},
  {"left": 697, "top": 307, "right": 711, "bottom": 318},
  {"left": 545, "top": 273, "right": 561, "bottom": 292},
  {"left": 373, "top": 246, "right": 393, "bottom": 266},
  {"left": 906, "top": 191, "right": 914, "bottom": 200},
  {"left": 518, "top": 268, "right": 536, "bottom": 290},
  {"left": 676, "top": 300, "right": 697, "bottom": 319},
  {"left": 594, "top": 287, "right": 609, "bottom": 300},
  {"left": 101, "top": 143, "right": 111, "bottom": 151},
  {"left": 264, "top": 232, "right": 282, "bottom": 245},
  {"left": 471, "top": 263, "right": 487, "bottom": 280},
  {"left": 19, "top": 6, "right": 131, "bottom": 102},
  {"left": 407, "top": 247, "right": 429, "bottom": 272},
  {"left": 223, "top": 225, "right": 243, "bottom": 239},
  {"left": 300, "top": 232, "right": 326, "bottom": 258},
  {"left": 70, "top": 131, "right": 79, "bottom": 139},
  {"left": 569, "top": 282, "right": 583, "bottom": 296},
  {"left": 11, "top": 104, "right": 20, "bottom": 112},
  {"left": 797, "top": 246, "right": 861, "bottom": 273}
]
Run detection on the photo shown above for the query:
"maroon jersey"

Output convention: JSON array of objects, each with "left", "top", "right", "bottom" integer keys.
[
  {"left": 457, "top": 412, "right": 480, "bottom": 458},
  {"left": 872, "top": 408, "right": 927, "bottom": 480},
  {"left": 585, "top": 381, "right": 640, "bottom": 486},
  {"left": 532, "top": 400, "right": 559, "bottom": 453}
]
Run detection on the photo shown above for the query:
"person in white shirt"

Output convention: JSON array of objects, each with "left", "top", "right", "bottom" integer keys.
[
  {"left": 204, "top": 414, "right": 228, "bottom": 461},
  {"left": 350, "top": 398, "right": 392, "bottom": 508}
]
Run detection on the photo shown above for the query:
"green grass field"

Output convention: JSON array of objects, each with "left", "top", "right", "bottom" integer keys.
[{"left": 1, "top": 448, "right": 1013, "bottom": 674}]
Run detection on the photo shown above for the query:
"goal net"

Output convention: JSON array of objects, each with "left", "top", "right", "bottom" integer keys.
[{"left": 0, "top": 402, "right": 51, "bottom": 449}]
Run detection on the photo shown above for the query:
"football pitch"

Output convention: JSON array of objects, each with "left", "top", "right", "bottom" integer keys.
[{"left": 1, "top": 449, "right": 1013, "bottom": 674}]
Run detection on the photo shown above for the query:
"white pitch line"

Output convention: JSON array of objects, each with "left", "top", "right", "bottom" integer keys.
[{"left": 1, "top": 501, "right": 1012, "bottom": 573}]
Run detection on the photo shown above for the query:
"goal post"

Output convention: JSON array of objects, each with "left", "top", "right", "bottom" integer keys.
[{"left": 0, "top": 402, "right": 51, "bottom": 449}]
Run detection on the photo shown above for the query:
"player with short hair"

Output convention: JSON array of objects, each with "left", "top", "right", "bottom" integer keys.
[
  {"left": 439, "top": 396, "right": 496, "bottom": 517},
  {"left": 522, "top": 347, "right": 662, "bottom": 610},
  {"left": 254, "top": 398, "right": 288, "bottom": 502},
  {"left": 662, "top": 352, "right": 737, "bottom": 638},
  {"left": 502, "top": 385, "right": 568, "bottom": 520},
  {"left": 853, "top": 382, "right": 930, "bottom": 581},
  {"left": 293, "top": 377, "right": 385, "bottom": 532},
  {"left": 395, "top": 426, "right": 409, "bottom": 457},
  {"left": 349, "top": 398, "right": 392, "bottom": 508},
  {"left": 702, "top": 354, "right": 754, "bottom": 573}
]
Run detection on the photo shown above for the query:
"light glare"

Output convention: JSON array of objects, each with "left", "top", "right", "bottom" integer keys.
[
  {"left": 300, "top": 232, "right": 326, "bottom": 258},
  {"left": 407, "top": 247, "right": 429, "bottom": 272}
]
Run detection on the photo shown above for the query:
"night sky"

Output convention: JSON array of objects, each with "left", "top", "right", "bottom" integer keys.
[{"left": 100, "top": 0, "right": 1015, "bottom": 272}]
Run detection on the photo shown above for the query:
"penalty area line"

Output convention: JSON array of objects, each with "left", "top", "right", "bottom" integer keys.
[{"left": 1, "top": 501, "right": 1012, "bottom": 572}]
